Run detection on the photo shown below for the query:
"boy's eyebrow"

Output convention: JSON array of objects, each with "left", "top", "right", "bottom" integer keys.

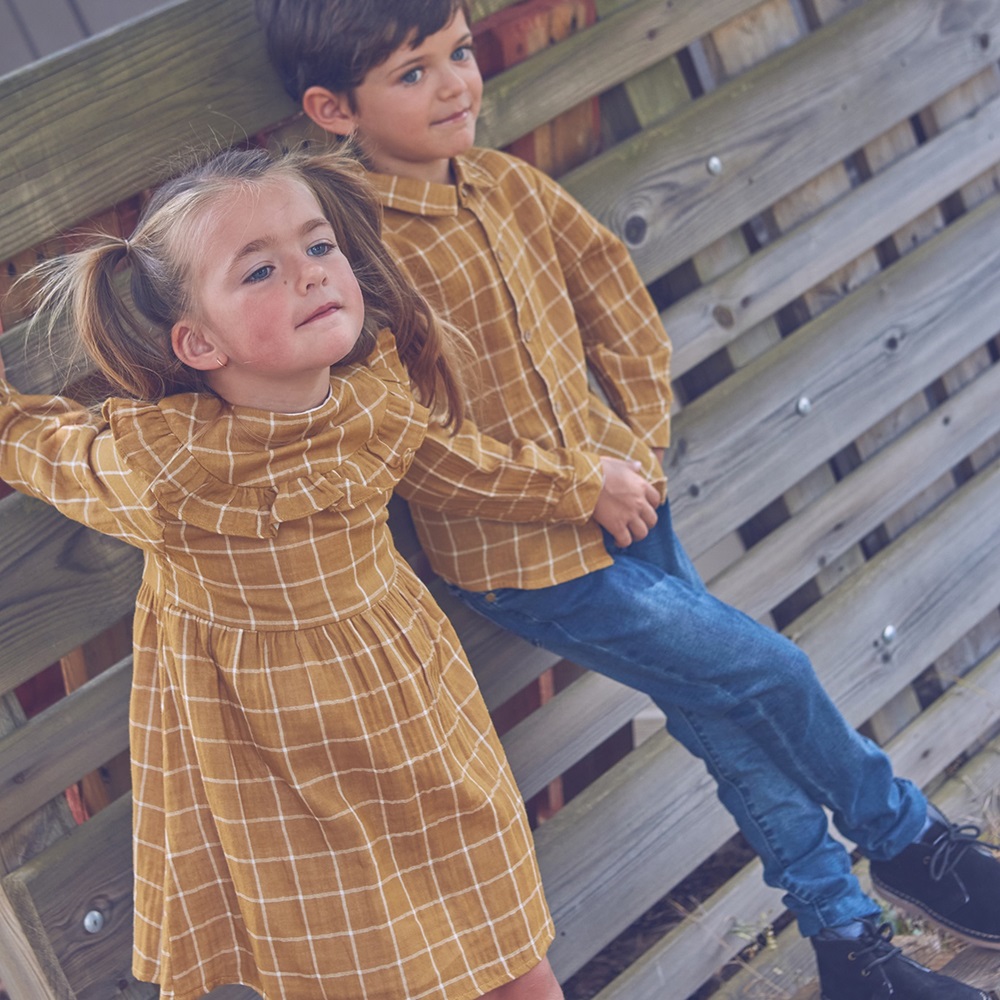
[
  {"left": 229, "top": 217, "right": 332, "bottom": 270},
  {"left": 385, "top": 31, "right": 474, "bottom": 76}
]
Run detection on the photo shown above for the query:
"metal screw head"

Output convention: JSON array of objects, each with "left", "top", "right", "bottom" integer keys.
[
  {"left": 707, "top": 156, "right": 724, "bottom": 176},
  {"left": 795, "top": 396, "right": 812, "bottom": 416},
  {"left": 83, "top": 910, "right": 105, "bottom": 934},
  {"left": 881, "top": 624, "right": 897, "bottom": 644}
]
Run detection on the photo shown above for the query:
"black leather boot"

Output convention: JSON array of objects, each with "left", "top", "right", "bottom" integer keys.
[
  {"left": 811, "top": 919, "right": 988, "bottom": 999},
  {"left": 870, "top": 816, "right": 1000, "bottom": 949}
]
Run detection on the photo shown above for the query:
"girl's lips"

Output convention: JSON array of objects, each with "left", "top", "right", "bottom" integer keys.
[{"left": 298, "top": 303, "right": 340, "bottom": 326}]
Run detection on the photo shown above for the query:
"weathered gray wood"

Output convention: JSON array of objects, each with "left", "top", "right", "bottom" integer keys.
[
  {"left": 670, "top": 193, "right": 1000, "bottom": 558},
  {"left": 0, "top": 494, "right": 141, "bottom": 697},
  {"left": 710, "top": 358, "right": 1000, "bottom": 619},
  {"left": 1, "top": 794, "right": 153, "bottom": 1000},
  {"left": 564, "top": 0, "right": 1000, "bottom": 284},
  {"left": 0, "top": 693, "right": 77, "bottom": 1000},
  {"left": 0, "top": 0, "right": 296, "bottom": 262},
  {"left": 0, "top": 311, "right": 97, "bottom": 397},
  {"left": 0, "top": 657, "right": 131, "bottom": 834},
  {"left": 476, "top": 0, "right": 765, "bottom": 150},
  {"left": 788, "top": 463, "right": 1000, "bottom": 721},
  {"left": 663, "top": 93, "right": 1000, "bottom": 377},
  {"left": 502, "top": 672, "right": 651, "bottom": 800}
]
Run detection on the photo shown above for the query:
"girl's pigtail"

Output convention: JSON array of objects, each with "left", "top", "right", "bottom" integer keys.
[{"left": 26, "top": 236, "right": 183, "bottom": 401}]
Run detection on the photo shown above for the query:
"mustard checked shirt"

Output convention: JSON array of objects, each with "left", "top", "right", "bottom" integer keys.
[
  {"left": 369, "top": 148, "right": 672, "bottom": 592},
  {"left": 0, "top": 340, "right": 552, "bottom": 1000}
]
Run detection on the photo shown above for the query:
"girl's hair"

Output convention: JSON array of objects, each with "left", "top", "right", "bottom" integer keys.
[
  {"left": 255, "top": 0, "right": 472, "bottom": 106},
  {"left": 28, "top": 145, "right": 467, "bottom": 426}
]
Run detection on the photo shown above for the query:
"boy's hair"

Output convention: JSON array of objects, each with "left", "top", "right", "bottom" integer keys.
[
  {"left": 255, "top": 0, "right": 471, "bottom": 105},
  {"left": 26, "top": 145, "right": 467, "bottom": 426}
]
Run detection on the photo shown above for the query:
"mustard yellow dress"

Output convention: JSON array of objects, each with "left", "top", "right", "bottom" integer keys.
[{"left": 0, "top": 345, "right": 553, "bottom": 1000}]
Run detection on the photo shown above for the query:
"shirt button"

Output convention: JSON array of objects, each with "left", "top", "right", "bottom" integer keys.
[
  {"left": 496, "top": 248, "right": 505, "bottom": 262},
  {"left": 523, "top": 328, "right": 533, "bottom": 342},
  {"left": 461, "top": 184, "right": 473, "bottom": 198}
]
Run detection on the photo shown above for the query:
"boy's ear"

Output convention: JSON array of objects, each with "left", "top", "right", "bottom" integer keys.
[
  {"left": 171, "top": 320, "right": 226, "bottom": 371},
  {"left": 302, "top": 85, "right": 356, "bottom": 138}
]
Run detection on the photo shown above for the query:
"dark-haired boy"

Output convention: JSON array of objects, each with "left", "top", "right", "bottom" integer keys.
[{"left": 255, "top": 2, "right": 1000, "bottom": 996}]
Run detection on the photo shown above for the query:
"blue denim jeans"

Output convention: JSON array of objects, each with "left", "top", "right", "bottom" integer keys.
[{"left": 448, "top": 503, "right": 927, "bottom": 936}]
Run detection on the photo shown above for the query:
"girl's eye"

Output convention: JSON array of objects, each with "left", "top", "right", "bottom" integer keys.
[
  {"left": 308, "top": 241, "right": 335, "bottom": 257},
  {"left": 245, "top": 264, "right": 273, "bottom": 284},
  {"left": 400, "top": 66, "right": 423, "bottom": 85}
]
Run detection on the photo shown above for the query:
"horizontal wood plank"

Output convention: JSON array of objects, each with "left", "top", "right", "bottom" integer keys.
[
  {"left": 710, "top": 357, "right": 1000, "bottom": 619},
  {"left": 2, "top": 794, "right": 153, "bottom": 1000},
  {"left": 0, "top": 0, "right": 296, "bottom": 261},
  {"left": 670, "top": 192, "right": 1000, "bottom": 557},
  {"left": 663, "top": 93, "right": 1000, "bottom": 377},
  {"left": 477, "top": 0, "right": 765, "bottom": 150},
  {"left": 0, "top": 657, "right": 131, "bottom": 834},
  {"left": 502, "top": 672, "right": 651, "bottom": 800},
  {"left": 0, "top": 495, "right": 141, "bottom": 696},
  {"left": 564, "top": 0, "right": 1000, "bottom": 284}
]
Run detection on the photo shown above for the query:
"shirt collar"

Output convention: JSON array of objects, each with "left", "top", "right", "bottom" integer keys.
[{"left": 368, "top": 152, "right": 494, "bottom": 217}]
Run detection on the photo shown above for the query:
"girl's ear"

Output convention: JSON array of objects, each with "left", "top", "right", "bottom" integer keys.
[
  {"left": 302, "top": 86, "right": 356, "bottom": 138},
  {"left": 171, "top": 321, "right": 226, "bottom": 371}
]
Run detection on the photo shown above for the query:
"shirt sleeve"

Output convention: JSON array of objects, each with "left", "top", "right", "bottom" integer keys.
[
  {"left": 537, "top": 166, "right": 674, "bottom": 448},
  {"left": 397, "top": 415, "right": 605, "bottom": 523},
  {"left": 0, "top": 380, "right": 160, "bottom": 546},
  {"left": 366, "top": 334, "right": 605, "bottom": 523}
]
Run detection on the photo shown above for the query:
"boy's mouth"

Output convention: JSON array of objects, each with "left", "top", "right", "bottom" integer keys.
[{"left": 434, "top": 106, "right": 474, "bottom": 126}]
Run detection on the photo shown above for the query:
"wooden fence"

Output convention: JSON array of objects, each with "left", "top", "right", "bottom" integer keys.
[{"left": 1, "top": 0, "right": 1000, "bottom": 997}]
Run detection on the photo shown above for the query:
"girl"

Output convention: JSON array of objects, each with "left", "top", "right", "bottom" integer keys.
[{"left": 0, "top": 146, "right": 562, "bottom": 1000}]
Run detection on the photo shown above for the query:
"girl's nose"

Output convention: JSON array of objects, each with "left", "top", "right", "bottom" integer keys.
[{"left": 298, "top": 258, "right": 327, "bottom": 292}]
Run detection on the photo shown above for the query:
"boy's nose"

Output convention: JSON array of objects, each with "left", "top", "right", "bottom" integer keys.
[{"left": 438, "top": 66, "right": 466, "bottom": 97}]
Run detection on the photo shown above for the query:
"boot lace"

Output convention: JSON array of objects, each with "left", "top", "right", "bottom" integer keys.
[
  {"left": 853, "top": 921, "right": 901, "bottom": 979},
  {"left": 928, "top": 822, "right": 1000, "bottom": 882}
]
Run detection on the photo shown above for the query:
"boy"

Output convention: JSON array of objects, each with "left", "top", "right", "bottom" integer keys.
[{"left": 256, "top": 2, "right": 1000, "bottom": 997}]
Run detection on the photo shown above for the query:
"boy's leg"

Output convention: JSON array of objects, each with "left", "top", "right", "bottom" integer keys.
[{"left": 449, "top": 503, "right": 925, "bottom": 935}]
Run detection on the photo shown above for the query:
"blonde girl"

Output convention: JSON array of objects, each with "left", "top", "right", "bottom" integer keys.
[{"left": 0, "top": 146, "right": 560, "bottom": 1000}]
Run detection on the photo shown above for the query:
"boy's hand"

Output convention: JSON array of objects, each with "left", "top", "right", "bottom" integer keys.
[{"left": 594, "top": 457, "right": 659, "bottom": 547}]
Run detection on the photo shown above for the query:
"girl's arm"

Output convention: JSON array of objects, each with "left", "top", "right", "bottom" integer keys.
[{"left": 0, "top": 372, "right": 160, "bottom": 547}]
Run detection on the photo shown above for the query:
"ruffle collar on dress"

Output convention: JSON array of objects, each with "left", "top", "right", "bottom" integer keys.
[{"left": 105, "top": 353, "right": 426, "bottom": 538}]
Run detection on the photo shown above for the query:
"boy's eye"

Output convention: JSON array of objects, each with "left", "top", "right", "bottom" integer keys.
[
  {"left": 308, "top": 240, "right": 335, "bottom": 257},
  {"left": 452, "top": 44, "right": 474, "bottom": 63},
  {"left": 245, "top": 264, "right": 273, "bottom": 284},
  {"left": 400, "top": 66, "right": 423, "bottom": 85}
]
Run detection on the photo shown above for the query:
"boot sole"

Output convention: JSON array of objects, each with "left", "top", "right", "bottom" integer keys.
[{"left": 872, "top": 876, "right": 1000, "bottom": 951}]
